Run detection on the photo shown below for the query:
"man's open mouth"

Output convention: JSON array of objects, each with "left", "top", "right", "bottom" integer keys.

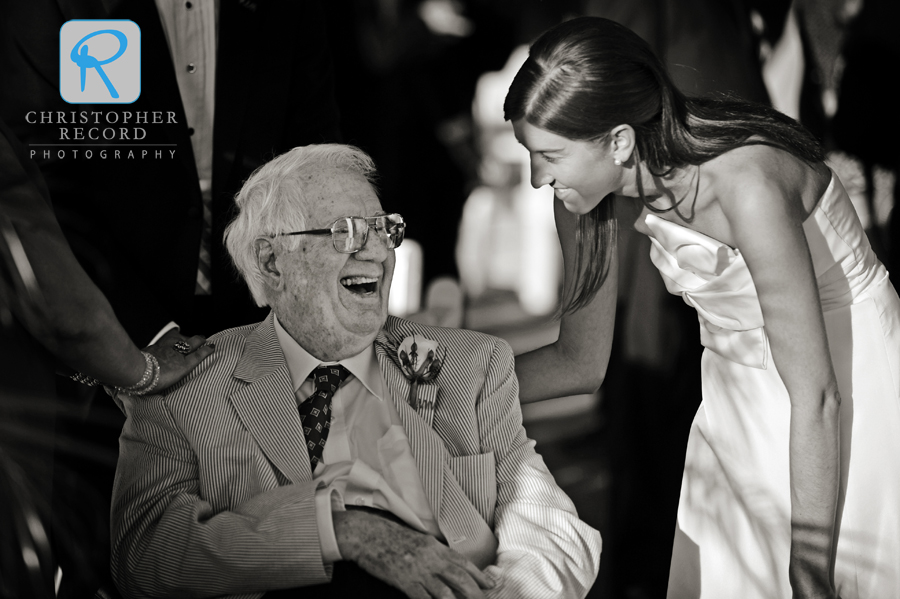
[{"left": 340, "top": 276, "right": 378, "bottom": 295}]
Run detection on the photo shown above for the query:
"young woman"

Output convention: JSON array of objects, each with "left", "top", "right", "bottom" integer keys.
[{"left": 506, "top": 17, "right": 900, "bottom": 599}]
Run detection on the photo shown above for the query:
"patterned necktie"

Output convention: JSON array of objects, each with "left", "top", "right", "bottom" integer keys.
[{"left": 298, "top": 364, "right": 350, "bottom": 470}]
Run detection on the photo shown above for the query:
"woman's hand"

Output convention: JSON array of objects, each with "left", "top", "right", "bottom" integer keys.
[{"left": 143, "top": 328, "right": 215, "bottom": 393}]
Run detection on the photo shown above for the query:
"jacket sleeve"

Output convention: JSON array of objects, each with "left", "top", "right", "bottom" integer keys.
[
  {"left": 476, "top": 338, "right": 602, "bottom": 599},
  {"left": 110, "top": 387, "right": 329, "bottom": 599}
]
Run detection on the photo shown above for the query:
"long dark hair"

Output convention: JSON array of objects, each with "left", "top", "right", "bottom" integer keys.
[{"left": 504, "top": 16, "right": 824, "bottom": 314}]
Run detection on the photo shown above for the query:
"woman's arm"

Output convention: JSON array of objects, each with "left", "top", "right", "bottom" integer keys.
[
  {"left": 0, "top": 122, "right": 212, "bottom": 391},
  {"left": 718, "top": 155, "right": 840, "bottom": 598},
  {"left": 514, "top": 198, "right": 617, "bottom": 403}
]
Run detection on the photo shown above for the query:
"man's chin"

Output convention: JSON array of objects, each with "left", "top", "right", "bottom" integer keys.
[
  {"left": 329, "top": 308, "right": 387, "bottom": 352},
  {"left": 303, "top": 327, "right": 380, "bottom": 361},
  {"left": 346, "top": 312, "right": 388, "bottom": 339}
]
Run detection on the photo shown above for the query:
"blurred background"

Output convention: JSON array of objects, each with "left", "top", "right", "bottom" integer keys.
[{"left": 2, "top": 0, "right": 898, "bottom": 597}]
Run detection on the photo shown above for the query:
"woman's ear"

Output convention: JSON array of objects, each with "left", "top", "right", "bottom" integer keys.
[
  {"left": 254, "top": 238, "right": 282, "bottom": 289},
  {"left": 610, "top": 124, "right": 636, "bottom": 164}
]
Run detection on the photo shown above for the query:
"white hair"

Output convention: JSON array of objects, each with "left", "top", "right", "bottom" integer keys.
[{"left": 223, "top": 144, "right": 378, "bottom": 307}]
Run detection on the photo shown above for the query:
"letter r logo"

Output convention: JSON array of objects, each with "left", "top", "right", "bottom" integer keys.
[{"left": 60, "top": 20, "right": 141, "bottom": 104}]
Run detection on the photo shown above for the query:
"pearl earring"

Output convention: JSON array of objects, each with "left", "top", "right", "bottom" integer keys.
[{"left": 614, "top": 158, "right": 622, "bottom": 166}]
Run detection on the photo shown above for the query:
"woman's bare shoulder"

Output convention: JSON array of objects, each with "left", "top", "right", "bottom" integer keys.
[
  {"left": 708, "top": 145, "right": 798, "bottom": 186},
  {"left": 704, "top": 145, "right": 829, "bottom": 214}
]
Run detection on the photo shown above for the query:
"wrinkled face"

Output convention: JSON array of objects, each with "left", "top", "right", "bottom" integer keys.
[
  {"left": 512, "top": 119, "right": 622, "bottom": 215},
  {"left": 271, "top": 167, "right": 395, "bottom": 361}
]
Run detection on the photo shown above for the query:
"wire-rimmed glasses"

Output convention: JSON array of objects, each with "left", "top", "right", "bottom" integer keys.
[{"left": 278, "top": 213, "right": 406, "bottom": 254}]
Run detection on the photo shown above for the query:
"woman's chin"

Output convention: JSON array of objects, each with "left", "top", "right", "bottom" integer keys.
[{"left": 561, "top": 196, "right": 603, "bottom": 215}]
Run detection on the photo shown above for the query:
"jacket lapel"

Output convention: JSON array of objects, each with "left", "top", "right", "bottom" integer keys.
[
  {"left": 229, "top": 313, "right": 312, "bottom": 484},
  {"left": 374, "top": 324, "right": 499, "bottom": 568},
  {"left": 374, "top": 328, "right": 445, "bottom": 522}
]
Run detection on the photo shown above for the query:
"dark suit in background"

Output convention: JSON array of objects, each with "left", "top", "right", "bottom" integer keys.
[{"left": 0, "top": 0, "right": 341, "bottom": 343}]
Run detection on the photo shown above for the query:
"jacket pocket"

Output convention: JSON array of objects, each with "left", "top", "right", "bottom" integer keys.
[{"left": 448, "top": 452, "right": 496, "bottom": 527}]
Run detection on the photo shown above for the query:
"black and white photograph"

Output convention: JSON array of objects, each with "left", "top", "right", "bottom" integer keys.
[{"left": 1, "top": 0, "right": 898, "bottom": 597}]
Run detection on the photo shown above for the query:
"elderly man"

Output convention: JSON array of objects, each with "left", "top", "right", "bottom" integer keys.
[{"left": 110, "top": 144, "right": 601, "bottom": 599}]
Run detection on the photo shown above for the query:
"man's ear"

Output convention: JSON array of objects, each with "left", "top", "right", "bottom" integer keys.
[
  {"left": 254, "top": 238, "right": 282, "bottom": 289},
  {"left": 609, "top": 124, "right": 636, "bottom": 164}
]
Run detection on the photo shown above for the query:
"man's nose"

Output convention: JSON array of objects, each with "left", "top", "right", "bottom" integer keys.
[{"left": 355, "top": 228, "right": 391, "bottom": 261}]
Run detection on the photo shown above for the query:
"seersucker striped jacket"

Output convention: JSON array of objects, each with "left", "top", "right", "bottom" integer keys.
[{"left": 110, "top": 313, "right": 601, "bottom": 599}]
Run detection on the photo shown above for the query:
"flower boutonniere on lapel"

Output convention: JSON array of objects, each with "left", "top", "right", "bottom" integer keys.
[{"left": 397, "top": 334, "right": 446, "bottom": 409}]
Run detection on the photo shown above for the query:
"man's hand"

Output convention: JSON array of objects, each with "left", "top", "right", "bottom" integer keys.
[
  {"left": 144, "top": 328, "right": 214, "bottom": 393},
  {"left": 334, "top": 508, "right": 494, "bottom": 599}
]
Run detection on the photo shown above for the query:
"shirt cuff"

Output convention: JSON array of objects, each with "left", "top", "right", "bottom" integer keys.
[
  {"left": 316, "top": 485, "right": 345, "bottom": 564},
  {"left": 147, "top": 321, "right": 180, "bottom": 346}
]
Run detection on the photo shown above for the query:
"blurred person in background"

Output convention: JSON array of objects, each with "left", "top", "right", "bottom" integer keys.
[
  {"left": 506, "top": 16, "right": 900, "bottom": 599},
  {"left": 771, "top": 0, "right": 899, "bottom": 293},
  {"left": 805, "top": 0, "right": 900, "bottom": 286}
]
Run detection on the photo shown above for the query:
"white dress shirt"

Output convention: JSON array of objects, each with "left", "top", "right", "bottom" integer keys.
[
  {"left": 153, "top": 0, "right": 216, "bottom": 190},
  {"left": 274, "top": 316, "right": 443, "bottom": 563}
]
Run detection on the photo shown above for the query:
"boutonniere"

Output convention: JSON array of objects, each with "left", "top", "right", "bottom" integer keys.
[{"left": 396, "top": 334, "right": 446, "bottom": 409}]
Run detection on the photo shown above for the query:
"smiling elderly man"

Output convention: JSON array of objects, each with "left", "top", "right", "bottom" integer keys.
[{"left": 110, "top": 144, "right": 601, "bottom": 599}]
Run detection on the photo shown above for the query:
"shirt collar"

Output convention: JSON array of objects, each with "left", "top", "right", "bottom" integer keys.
[{"left": 273, "top": 314, "right": 385, "bottom": 401}]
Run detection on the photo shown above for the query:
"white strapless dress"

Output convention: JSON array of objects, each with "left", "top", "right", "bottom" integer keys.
[{"left": 649, "top": 172, "right": 900, "bottom": 599}]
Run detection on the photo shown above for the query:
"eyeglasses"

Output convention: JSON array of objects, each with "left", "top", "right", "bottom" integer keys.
[{"left": 278, "top": 213, "right": 406, "bottom": 254}]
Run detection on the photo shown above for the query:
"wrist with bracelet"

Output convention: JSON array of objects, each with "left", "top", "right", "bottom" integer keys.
[{"left": 69, "top": 350, "right": 161, "bottom": 396}]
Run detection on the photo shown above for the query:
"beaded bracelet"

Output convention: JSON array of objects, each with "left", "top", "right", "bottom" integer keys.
[
  {"left": 119, "top": 351, "right": 161, "bottom": 396},
  {"left": 69, "top": 351, "right": 160, "bottom": 396}
]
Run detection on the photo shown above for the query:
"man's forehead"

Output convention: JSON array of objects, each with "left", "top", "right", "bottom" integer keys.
[
  {"left": 297, "top": 166, "right": 380, "bottom": 220},
  {"left": 302, "top": 165, "right": 369, "bottom": 189},
  {"left": 303, "top": 166, "right": 376, "bottom": 199}
]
